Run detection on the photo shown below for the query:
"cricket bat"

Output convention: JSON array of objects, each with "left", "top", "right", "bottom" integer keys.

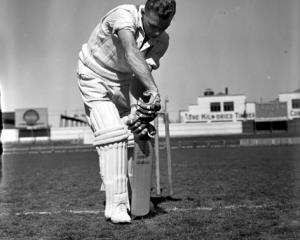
[{"left": 129, "top": 138, "right": 154, "bottom": 217}]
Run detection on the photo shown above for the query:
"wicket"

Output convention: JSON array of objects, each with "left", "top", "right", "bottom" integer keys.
[{"left": 154, "top": 111, "right": 173, "bottom": 196}]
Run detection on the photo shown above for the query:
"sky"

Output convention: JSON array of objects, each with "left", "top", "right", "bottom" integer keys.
[{"left": 0, "top": 0, "right": 299, "bottom": 123}]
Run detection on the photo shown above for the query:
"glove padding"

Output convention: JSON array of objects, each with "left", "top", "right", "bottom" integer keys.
[
  {"left": 126, "top": 116, "right": 156, "bottom": 141},
  {"left": 136, "top": 90, "right": 161, "bottom": 122}
]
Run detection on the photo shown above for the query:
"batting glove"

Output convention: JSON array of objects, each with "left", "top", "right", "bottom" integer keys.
[
  {"left": 136, "top": 90, "right": 161, "bottom": 122},
  {"left": 126, "top": 116, "right": 156, "bottom": 141}
]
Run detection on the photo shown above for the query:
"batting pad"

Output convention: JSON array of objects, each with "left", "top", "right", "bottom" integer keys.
[
  {"left": 89, "top": 101, "right": 130, "bottom": 221},
  {"left": 97, "top": 141, "right": 130, "bottom": 220},
  {"left": 93, "top": 126, "right": 129, "bottom": 146}
]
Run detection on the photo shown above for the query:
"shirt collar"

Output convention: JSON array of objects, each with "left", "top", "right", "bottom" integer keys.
[
  {"left": 137, "top": 5, "right": 145, "bottom": 34},
  {"left": 137, "top": 5, "right": 159, "bottom": 51}
]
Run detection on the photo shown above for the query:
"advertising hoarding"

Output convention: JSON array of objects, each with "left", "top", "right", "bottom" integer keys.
[{"left": 15, "top": 108, "right": 48, "bottom": 129}]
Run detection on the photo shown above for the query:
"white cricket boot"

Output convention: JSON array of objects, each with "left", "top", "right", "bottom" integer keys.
[{"left": 110, "top": 193, "right": 131, "bottom": 223}]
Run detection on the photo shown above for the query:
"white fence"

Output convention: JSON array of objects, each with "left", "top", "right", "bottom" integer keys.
[{"left": 1, "top": 122, "right": 243, "bottom": 144}]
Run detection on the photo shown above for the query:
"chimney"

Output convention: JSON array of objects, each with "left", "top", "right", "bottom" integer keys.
[{"left": 225, "top": 87, "right": 228, "bottom": 95}]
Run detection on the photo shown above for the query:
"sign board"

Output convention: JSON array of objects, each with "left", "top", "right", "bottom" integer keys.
[
  {"left": 180, "top": 111, "right": 255, "bottom": 123},
  {"left": 255, "top": 102, "right": 287, "bottom": 121},
  {"left": 290, "top": 110, "right": 300, "bottom": 118},
  {"left": 15, "top": 108, "right": 48, "bottom": 129}
]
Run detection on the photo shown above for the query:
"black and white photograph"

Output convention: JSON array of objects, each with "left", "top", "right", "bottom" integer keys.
[{"left": 0, "top": 0, "right": 299, "bottom": 239}]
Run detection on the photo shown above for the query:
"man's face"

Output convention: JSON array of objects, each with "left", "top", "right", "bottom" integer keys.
[{"left": 143, "top": 10, "right": 172, "bottom": 38}]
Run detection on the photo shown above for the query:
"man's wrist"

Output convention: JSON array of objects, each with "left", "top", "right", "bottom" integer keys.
[{"left": 130, "top": 104, "right": 138, "bottom": 114}]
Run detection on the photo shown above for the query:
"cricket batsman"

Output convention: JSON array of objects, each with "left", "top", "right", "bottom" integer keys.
[{"left": 76, "top": 0, "right": 176, "bottom": 223}]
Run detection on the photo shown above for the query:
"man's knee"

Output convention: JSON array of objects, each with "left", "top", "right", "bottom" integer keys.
[{"left": 93, "top": 126, "right": 129, "bottom": 147}]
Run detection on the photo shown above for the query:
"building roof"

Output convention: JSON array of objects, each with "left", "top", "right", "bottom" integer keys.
[
  {"left": 279, "top": 89, "right": 300, "bottom": 94},
  {"left": 197, "top": 94, "right": 245, "bottom": 98}
]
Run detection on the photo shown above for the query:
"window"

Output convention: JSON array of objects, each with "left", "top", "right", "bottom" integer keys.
[
  {"left": 224, "top": 102, "right": 234, "bottom": 111},
  {"left": 210, "top": 102, "right": 221, "bottom": 112},
  {"left": 292, "top": 99, "right": 300, "bottom": 109}
]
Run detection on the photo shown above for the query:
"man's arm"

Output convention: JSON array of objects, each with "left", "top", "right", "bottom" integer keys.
[{"left": 117, "top": 29, "right": 158, "bottom": 93}]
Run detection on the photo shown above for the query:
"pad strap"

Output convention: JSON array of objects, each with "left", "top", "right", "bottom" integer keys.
[
  {"left": 93, "top": 126, "right": 129, "bottom": 146},
  {"left": 127, "top": 133, "right": 135, "bottom": 148}
]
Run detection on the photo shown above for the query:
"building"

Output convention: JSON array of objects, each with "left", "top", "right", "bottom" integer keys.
[
  {"left": 279, "top": 90, "right": 300, "bottom": 120},
  {"left": 180, "top": 88, "right": 255, "bottom": 123},
  {"left": 279, "top": 89, "right": 300, "bottom": 134},
  {"left": 180, "top": 88, "right": 300, "bottom": 135}
]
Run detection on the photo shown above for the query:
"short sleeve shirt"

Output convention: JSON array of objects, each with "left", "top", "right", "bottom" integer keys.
[{"left": 85, "top": 4, "right": 169, "bottom": 74}]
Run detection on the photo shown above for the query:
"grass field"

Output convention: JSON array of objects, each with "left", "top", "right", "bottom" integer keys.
[{"left": 0, "top": 145, "right": 300, "bottom": 239}]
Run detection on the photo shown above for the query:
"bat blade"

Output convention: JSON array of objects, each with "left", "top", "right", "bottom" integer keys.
[{"left": 129, "top": 139, "right": 153, "bottom": 217}]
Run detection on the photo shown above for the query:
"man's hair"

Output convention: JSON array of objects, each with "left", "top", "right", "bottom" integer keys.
[{"left": 145, "top": 0, "right": 176, "bottom": 20}]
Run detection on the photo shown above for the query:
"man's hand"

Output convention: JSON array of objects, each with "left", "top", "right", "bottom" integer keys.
[
  {"left": 136, "top": 90, "right": 161, "bottom": 122},
  {"left": 126, "top": 115, "right": 156, "bottom": 140}
]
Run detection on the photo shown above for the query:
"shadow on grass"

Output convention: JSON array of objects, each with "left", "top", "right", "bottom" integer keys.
[
  {"left": 150, "top": 195, "right": 182, "bottom": 207},
  {"left": 132, "top": 196, "right": 182, "bottom": 220}
]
